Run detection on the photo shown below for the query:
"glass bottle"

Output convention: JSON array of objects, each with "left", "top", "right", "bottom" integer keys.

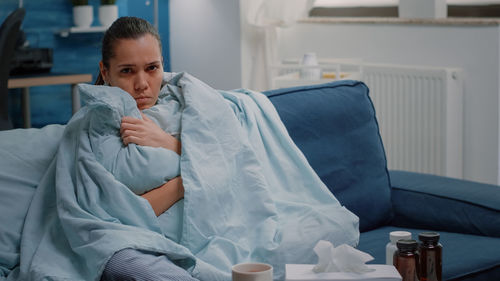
[
  {"left": 393, "top": 239, "right": 419, "bottom": 281},
  {"left": 418, "top": 232, "right": 443, "bottom": 281},
  {"left": 386, "top": 231, "right": 412, "bottom": 265}
]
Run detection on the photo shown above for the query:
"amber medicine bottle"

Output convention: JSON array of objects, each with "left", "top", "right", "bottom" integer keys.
[
  {"left": 394, "top": 239, "right": 419, "bottom": 281},
  {"left": 418, "top": 232, "right": 442, "bottom": 281}
]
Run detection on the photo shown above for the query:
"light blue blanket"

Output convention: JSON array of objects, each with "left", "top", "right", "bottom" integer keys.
[{"left": 5, "top": 72, "right": 359, "bottom": 281}]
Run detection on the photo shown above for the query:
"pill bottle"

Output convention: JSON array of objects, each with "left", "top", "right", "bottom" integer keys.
[
  {"left": 386, "top": 231, "right": 412, "bottom": 265},
  {"left": 394, "top": 239, "right": 419, "bottom": 281},
  {"left": 418, "top": 232, "right": 442, "bottom": 281}
]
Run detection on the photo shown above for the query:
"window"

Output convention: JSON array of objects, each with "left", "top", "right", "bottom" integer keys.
[
  {"left": 314, "top": 0, "right": 397, "bottom": 7},
  {"left": 310, "top": 0, "right": 500, "bottom": 17}
]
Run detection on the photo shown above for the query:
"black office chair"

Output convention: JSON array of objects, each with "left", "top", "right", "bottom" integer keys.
[{"left": 0, "top": 8, "right": 25, "bottom": 130}]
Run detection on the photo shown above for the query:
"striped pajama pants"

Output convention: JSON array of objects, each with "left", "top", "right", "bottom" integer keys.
[{"left": 100, "top": 248, "right": 200, "bottom": 281}]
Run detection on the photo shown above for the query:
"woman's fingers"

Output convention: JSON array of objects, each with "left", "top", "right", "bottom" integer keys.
[
  {"left": 120, "top": 116, "right": 144, "bottom": 134},
  {"left": 120, "top": 122, "right": 141, "bottom": 135},
  {"left": 122, "top": 134, "right": 142, "bottom": 146},
  {"left": 121, "top": 117, "right": 144, "bottom": 146},
  {"left": 120, "top": 114, "right": 178, "bottom": 151},
  {"left": 121, "top": 115, "right": 143, "bottom": 124},
  {"left": 140, "top": 112, "right": 151, "bottom": 121}
]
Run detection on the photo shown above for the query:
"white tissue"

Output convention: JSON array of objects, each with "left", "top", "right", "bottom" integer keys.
[{"left": 312, "top": 240, "right": 376, "bottom": 274}]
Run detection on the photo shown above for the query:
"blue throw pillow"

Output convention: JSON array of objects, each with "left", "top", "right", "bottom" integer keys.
[{"left": 264, "top": 80, "right": 393, "bottom": 231}]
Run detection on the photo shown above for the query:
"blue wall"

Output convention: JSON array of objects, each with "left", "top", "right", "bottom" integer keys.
[{"left": 1, "top": 0, "right": 170, "bottom": 128}]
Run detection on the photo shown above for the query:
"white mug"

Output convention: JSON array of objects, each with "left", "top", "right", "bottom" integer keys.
[{"left": 232, "top": 262, "right": 273, "bottom": 281}]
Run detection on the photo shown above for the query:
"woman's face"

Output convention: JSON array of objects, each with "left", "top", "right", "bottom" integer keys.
[{"left": 100, "top": 34, "right": 163, "bottom": 110}]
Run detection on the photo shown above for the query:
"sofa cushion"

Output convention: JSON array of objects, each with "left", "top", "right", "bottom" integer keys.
[
  {"left": 390, "top": 170, "right": 500, "bottom": 237},
  {"left": 358, "top": 226, "right": 500, "bottom": 281},
  {"left": 264, "top": 80, "right": 392, "bottom": 231}
]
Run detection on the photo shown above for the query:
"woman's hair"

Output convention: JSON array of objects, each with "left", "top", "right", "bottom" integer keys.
[{"left": 95, "top": 16, "right": 162, "bottom": 85}]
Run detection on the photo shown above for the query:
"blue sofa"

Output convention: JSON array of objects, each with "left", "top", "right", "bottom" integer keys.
[
  {"left": 263, "top": 80, "right": 500, "bottom": 281},
  {"left": 0, "top": 80, "right": 499, "bottom": 280}
]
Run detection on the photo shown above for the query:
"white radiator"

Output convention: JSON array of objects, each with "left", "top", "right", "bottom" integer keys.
[{"left": 361, "top": 64, "right": 464, "bottom": 179}]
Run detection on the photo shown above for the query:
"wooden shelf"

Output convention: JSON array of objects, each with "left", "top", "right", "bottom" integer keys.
[{"left": 8, "top": 73, "right": 93, "bottom": 88}]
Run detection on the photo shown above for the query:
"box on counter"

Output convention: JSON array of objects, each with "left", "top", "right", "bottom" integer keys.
[{"left": 285, "top": 264, "right": 402, "bottom": 281}]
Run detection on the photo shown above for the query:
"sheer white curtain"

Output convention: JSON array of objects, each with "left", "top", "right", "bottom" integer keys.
[{"left": 243, "top": 0, "right": 314, "bottom": 91}]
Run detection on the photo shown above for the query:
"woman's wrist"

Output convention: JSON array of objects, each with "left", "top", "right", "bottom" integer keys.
[
  {"left": 141, "top": 176, "right": 184, "bottom": 216},
  {"left": 167, "top": 137, "right": 181, "bottom": 155},
  {"left": 158, "top": 132, "right": 181, "bottom": 155},
  {"left": 176, "top": 177, "right": 184, "bottom": 200}
]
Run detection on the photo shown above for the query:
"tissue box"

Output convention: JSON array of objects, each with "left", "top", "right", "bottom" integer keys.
[{"left": 285, "top": 264, "right": 402, "bottom": 281}]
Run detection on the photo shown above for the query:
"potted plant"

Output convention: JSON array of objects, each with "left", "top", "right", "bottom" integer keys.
[
  {"left": 99, "top": 0, "right": 118, "bottom": 28},
  {"left": 71, "top": 0, "right": 93, "bottom": 28}
]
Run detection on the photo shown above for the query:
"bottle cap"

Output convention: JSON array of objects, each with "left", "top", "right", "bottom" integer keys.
[
  {"left": 396, "top": 239, "right": 418, "bottom": 251},
  {"left": 418, "top": 232, "right": 440, "bottom": 243},
  {"left": 390, "top": 231, "right": 412, "bottom": 243}
]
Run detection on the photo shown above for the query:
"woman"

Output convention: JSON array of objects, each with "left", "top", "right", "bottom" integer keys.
[{"left": 95, "top": 17, "right": 198, "bottom": 281}]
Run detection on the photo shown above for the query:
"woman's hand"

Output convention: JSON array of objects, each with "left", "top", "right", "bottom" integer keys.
[
  {"left": 141, "top": 176, "right": 184, "bottom": 216},
  {"left": 120, "top": 112, "right": 181, "bottom": 155}
]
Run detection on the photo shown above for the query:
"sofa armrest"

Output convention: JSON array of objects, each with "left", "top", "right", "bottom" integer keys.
[{"left": 389, "top": 170, "right": 500, "bottom": 237}]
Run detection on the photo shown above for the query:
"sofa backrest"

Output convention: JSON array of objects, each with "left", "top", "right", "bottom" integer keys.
[{"left": 264, "top": 80, "right": 393, "bottom": 232}]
